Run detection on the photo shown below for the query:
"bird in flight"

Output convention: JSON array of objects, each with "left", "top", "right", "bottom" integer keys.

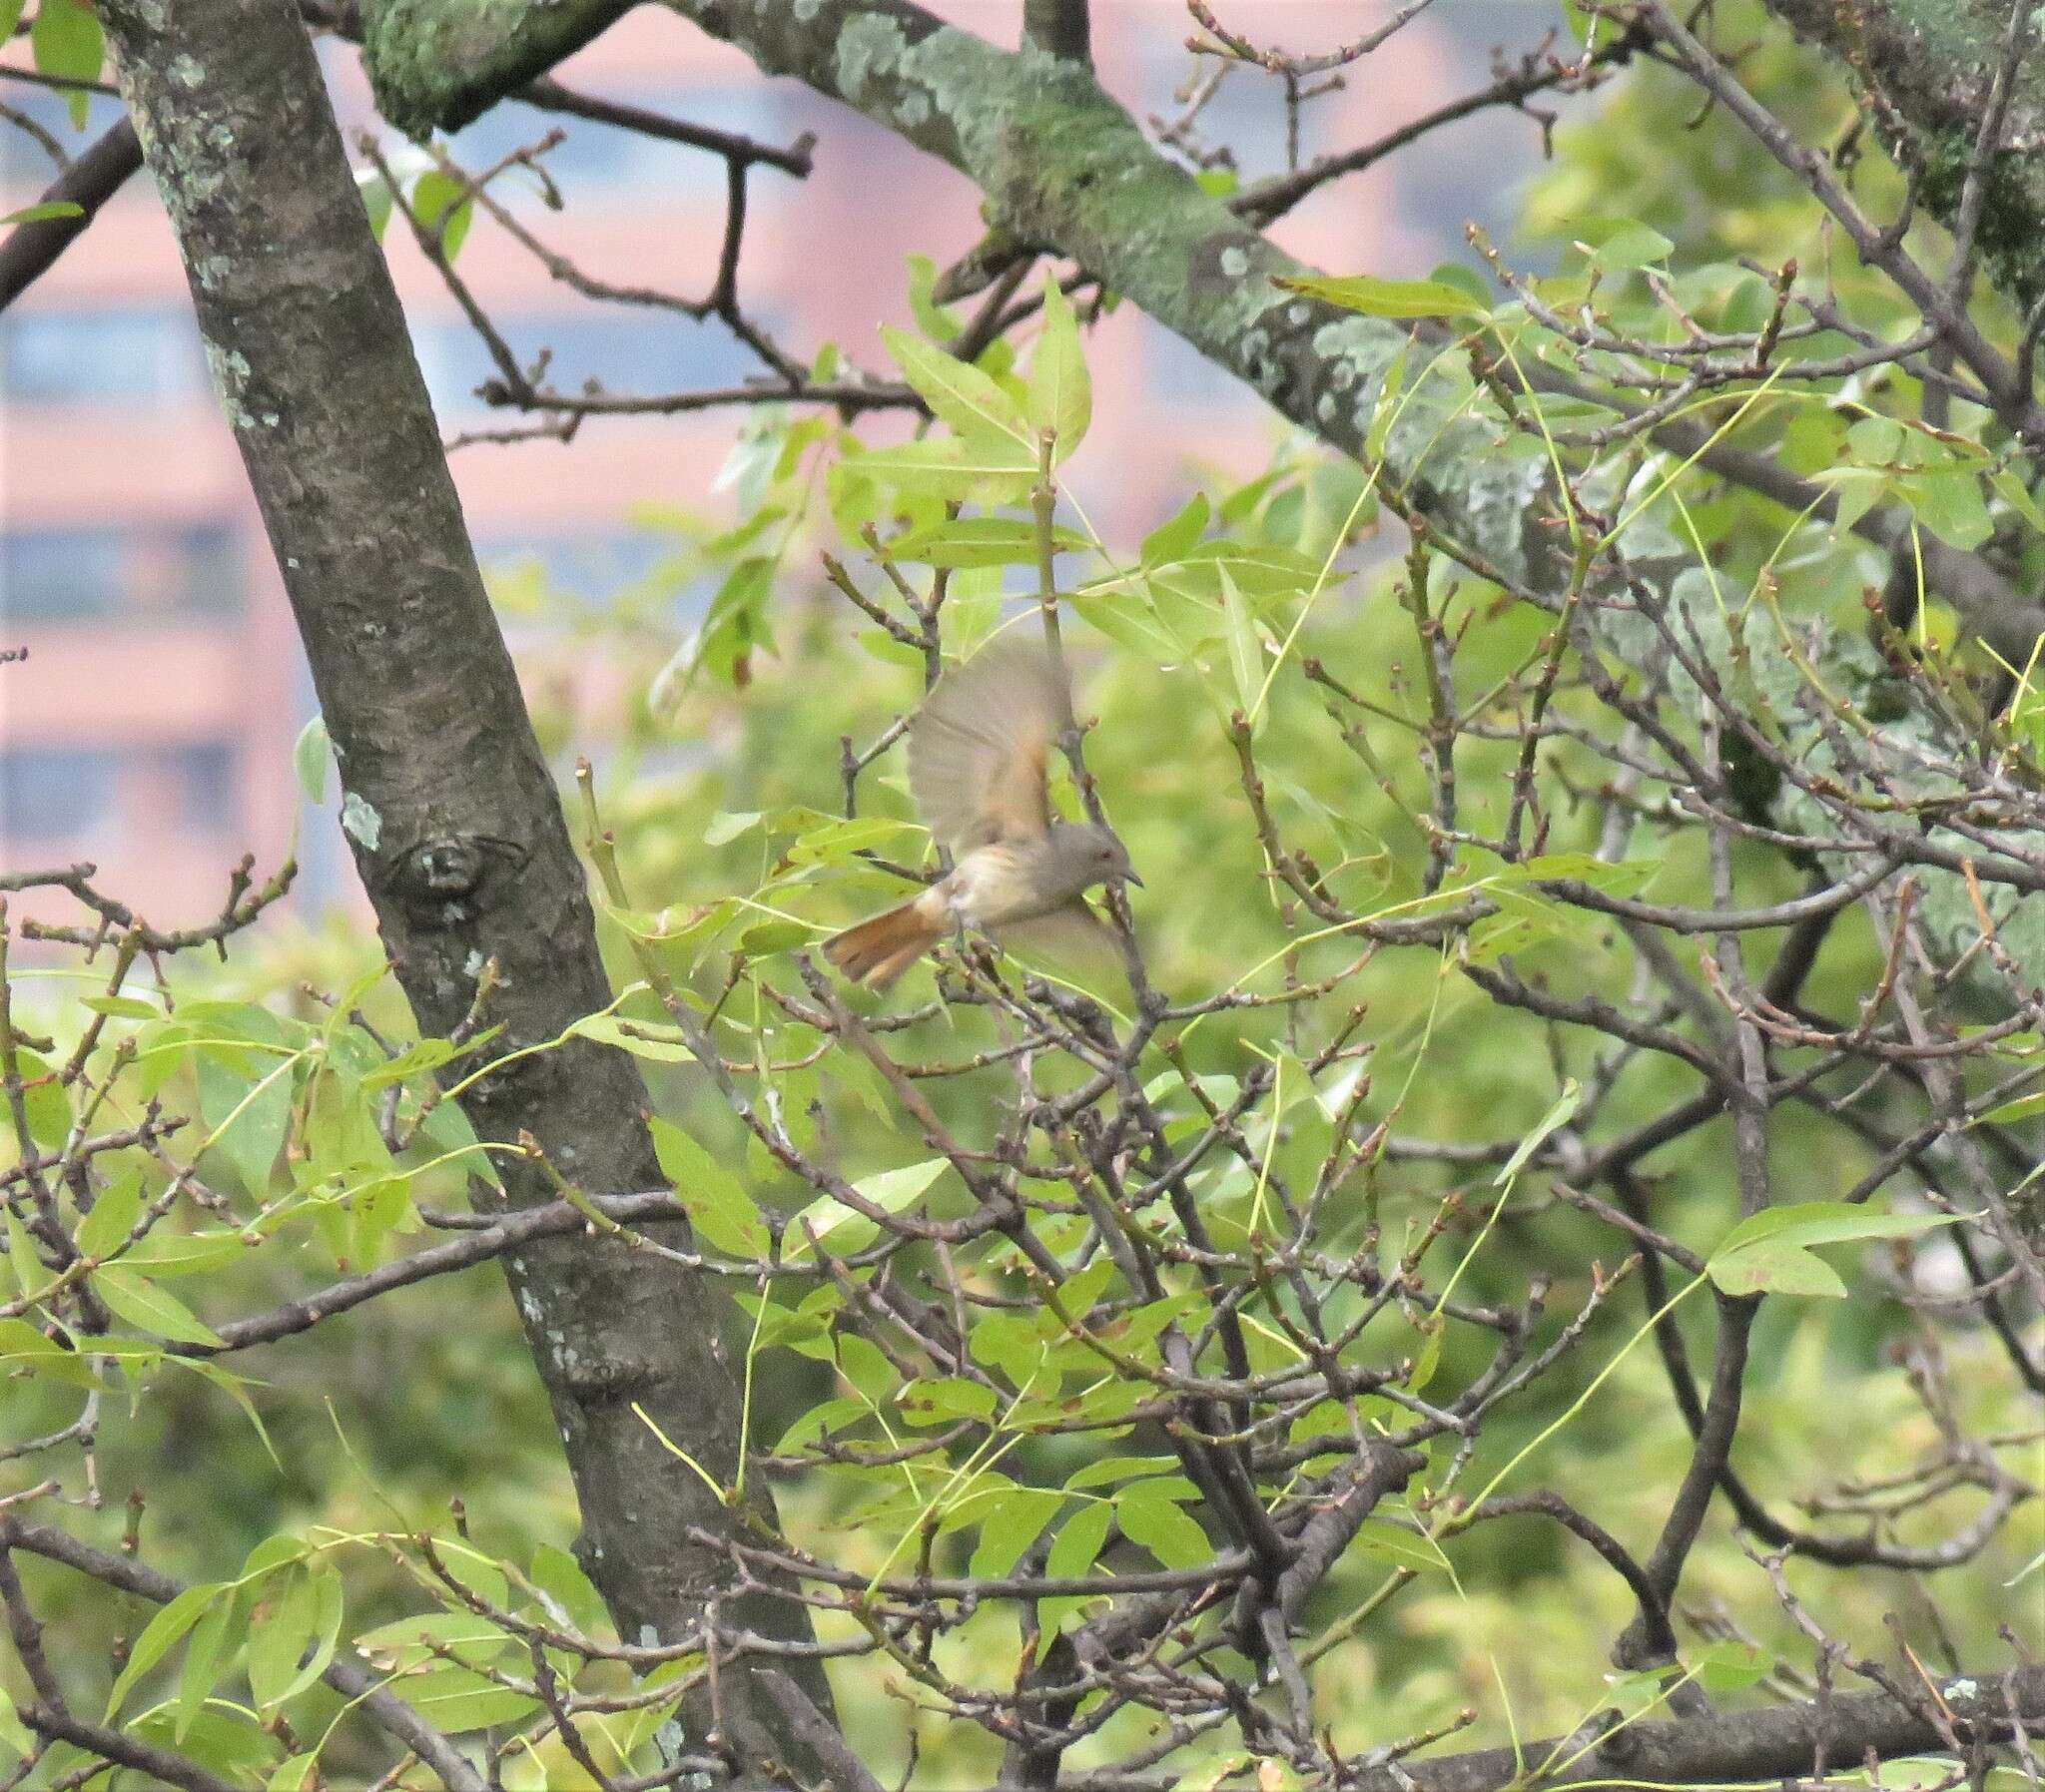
[{"left": 824, "top": 639, "right": 1139, "bottom": 990}]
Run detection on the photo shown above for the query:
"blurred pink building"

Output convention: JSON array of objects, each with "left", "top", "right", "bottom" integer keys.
[{"left": 1, "top": 2, "right": 1554, "bottom": 918}]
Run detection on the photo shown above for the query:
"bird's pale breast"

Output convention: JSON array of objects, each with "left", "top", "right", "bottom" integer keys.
[{"left": 945, "top": 842, "right": 1067, "bottom": 926}]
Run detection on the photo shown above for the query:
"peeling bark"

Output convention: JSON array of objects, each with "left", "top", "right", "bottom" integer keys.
[{"left": 96, "top": 0, "right": 832, "bottom": 1776}]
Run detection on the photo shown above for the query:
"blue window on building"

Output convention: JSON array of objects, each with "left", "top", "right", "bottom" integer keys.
[
  {"left": 0, "top": 747, "right": 121, "bottom": 843},
  {"left": 2, "top": 525, "right": 243, "bottom": 622},
  {"left": 169, "top": 743, "right": 238, "bottom": 830},
  {"left": 3, "top": 529, "right": 126, "bottom": 621},
  {"left": 1, "top": 306, "right": 209, "bottom": 405}
]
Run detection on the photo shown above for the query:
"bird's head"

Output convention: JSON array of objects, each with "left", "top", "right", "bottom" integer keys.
[{"left": 1050, "top": 822, "right": 1142, "bottom": 895}]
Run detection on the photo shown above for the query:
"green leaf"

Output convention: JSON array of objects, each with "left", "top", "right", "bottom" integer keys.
[
  {"left": 293, "top": 716, "right": 331, "bottom": 805},
  {"left": 5, "top": 1209, "right": 49, "bottom": 1306},
  {"left": 704, "top": 810, "right": 764, "bottom": 846},
  {"left": 77, "top": 1169, "right": 143, "bottom": 1260},
  {"left": 177, "top": 1589, "right": 240, "bottom": 1741},
  {"left": 29, "top": 0, "right": 103, "bottom": 127},
  {"left": 1706, "top": 1202, "right": 1959, "bottom": 1299},
  {"left": 848, "top": 434, "right": 1035, "bottom": 504},
  {"left": 1, "top": 200, "right": 84, "bottom": 225},
  {"left": 356, "top": 169, "right": 393, "bottom": 240},
  {"left": 105, "top": 1582, "right": 224, "bottom": 1718},
  {"left": 0, "top": 1686, "right": 30, "bottom": 1758},
  {"left": 1141, "top": 492, "right": 1209, "bottom": 567},
  {"left": 1982, "top": 1090, "right": 2045, "bottom": 1124},
  {"left": 652, "top": 1116, "right": 768, "bottom": 1257},
  {"left": 1026, "top": 275, "right": 1090, "bottom": 462},
  {"left": 197, "top": 1051, "right": 293, "bottom": 1199},
  {"left": 1587, "top": 224, "right": 1675, "bottom": 271},
  {"left": 1694, "top": 1639, "right": 1773, "bottom": 1694},
  {"left": 887, "top": 516, "right": 1088, "bottom": 568},
  {"left": 1275, "top": 273, "right": 1486, "bottom": 320},
  {"left": 387, "top": 1664, "right": 540, "bottom": 1732},
  {"left": 881, "top": 323, "right": 1031, "bottom": 446},
  {"left": 276, "top": 1564, "right": 344, "bottom": 1706},
  {"left": 409, "top": 170, "right": 473, "bottom": 261},
  {"left": 80, "top": 994, "right": 159, "bottom": 1020},
  {"left": 417, "top": 1097, "right": 502, "bottom": 1188},
  {"left": 785, "top": 1158, "right": 947, "bottom": 1261},
  {"left": 737, "top": 917, "right": 810, "bottom": 955},
  {"left": 1036, "top": 1501, "right": 1114, "bottom": 1657},
  {"left": 1116, "top": 1487, "right": 1210, "bottom": 1569},
  {"left": 248, "top": 1567, "right": 318, "bottom": 1713},
  {"left": 0, "top": 1317, "right": 101, "bottom": 1389},
  {"left": 1496, "top": 1079, "right": 1580, "bottom": 1186},
  {"left": 96, "top": 1266, "right": 224, "bottom": 1346},
  {"left": 1901, "top": 467, "right": 1993, "bottom": 550},
  {"left": 138, "top": 1704, "right": 281, "bottom": 1781},
  {"left": 905, "top": 251, "right": 964, "bottom": 340},
  {"left": 270, "top": 1756, "right": 320, "bottom": 1792},
  {"left": 1216, "top": 565, "right": 1261, "bottom": 718},
  {"left": 786, "top": 815, "right": 918, "bottom": 865},
  {"left": 568, "top": 1012, "right": 696, "bottom": 1063},
  {"left": 354, "top": 1610, "right": 514, "bottom": 1672},
  {"left": 529, "top": 1544, "right": 607, "bottom": 1638},
  {"left": 898, "top": 1375, "right": 999, "bottom": 1426},
  {"left": 12, "top": 1050, "right": 70, "bottom": 1153},
  {"left": 970, "top": 1488, "right": 1064, "bottom": 1579}
]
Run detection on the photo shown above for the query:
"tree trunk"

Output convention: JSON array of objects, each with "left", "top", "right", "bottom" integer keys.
[{"left": 97, "top": 0, "right": 833, "bottom": 1776}]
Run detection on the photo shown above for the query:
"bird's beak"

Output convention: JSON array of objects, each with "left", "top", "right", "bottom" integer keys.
[{"left": 1119, "top": 868, "right": 1144, "bottom": 889}]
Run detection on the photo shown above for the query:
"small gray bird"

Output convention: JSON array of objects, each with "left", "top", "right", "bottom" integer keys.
[{"left": 824, "top": 639, "right": 1139, "bottom": 990}]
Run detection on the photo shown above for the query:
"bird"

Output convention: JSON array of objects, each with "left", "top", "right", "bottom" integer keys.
[{"left": 823, "top": 638, "right": 1140, "bottom": 990}]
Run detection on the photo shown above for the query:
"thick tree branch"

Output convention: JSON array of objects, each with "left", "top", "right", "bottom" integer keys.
[
  {"left": 94, "top": 0, "right": 832, "bottom": 1774},
  {"left": 1312, "top": 1663, "right": 2045, "bottom": 1792},
  {"left": 1758, "top": 0, "right": 2045, "bottom": 312},
  {"left": 0, "top": 118, "right": 142, "bottom": 311}
]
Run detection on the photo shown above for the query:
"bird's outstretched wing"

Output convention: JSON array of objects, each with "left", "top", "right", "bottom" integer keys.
[
  {"left": 908, "top": 638, "right": 1069, "bottom": 854},
  {"left": 993, "top": 897, "right": 1113, "bottom": 974}
]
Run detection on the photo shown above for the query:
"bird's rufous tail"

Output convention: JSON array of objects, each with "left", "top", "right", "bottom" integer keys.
[{"left": 823, "top": 897, "right": 944, "bottom": 990}]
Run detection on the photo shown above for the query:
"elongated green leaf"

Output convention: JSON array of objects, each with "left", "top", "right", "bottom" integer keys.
[
  {"left": 850, "top": 434, "right": 1035, "bottom": 502},
  {"left": 105, "top": 1582, "right": 224, "bottom": 1718},
  {"left": 1, "top": 200, "right": 84, "bottom": 225},
  {"left": 387, "top": 1664, "right": 540, "bottom": 1732},
  {"left": 1496, "top": 1079, "right": 1581, "bottom": 1186},
  {"left": 0, "top": 1317, "right": 101, "bottom": 1389},
  {"left": 409, "top": 170, "right": 472, "bottom": 260},
  {"left": 96, "top": 1266, "right": 224, "bottom": 1346},
  {"left": 1036, "top": 1501, "right": 1114, "bottom": 1658},
  {"left": 650, "top": 1115, "right": 768, "bottom": 1258},
  {"left": 77, "top": 1170, "right": 143, "bottom": 1260},
  {"left": 882, "top": 323, "right": 1030, "bottom": 446},
  {"left": 177, "top": 1590, "right": 240, "bottom": 1741},
  {"left": 1276, "top": 273, "right": 1486, "bottom": 320},
  {"left": 888, "top": 516, "right": 1088, "bottom": 568},
  {"left": 197, "top": 1051, "right": 293, "bottom": 1198},
  {"left": 29, "top": 0, "right": 102, "bottom": 126},
  {"left": 529, "top": 1544, "right": 607, "bottom": 1638},
  {"left": 1117, "top": 1487, "right": 1210, "bottom": 1569},
  {"left": 1141, "top": 492, "right": 1209, "bottom": 567},
  {"left": 1216, "top": 565, "right": 1261, "bottom": 718},
  {"left": 1026, "top": 276, "right": 1090, "bottom": 462},
  {"left": 293, "top": 716, "right": 331, "bottom": 804},
  {"left": 785, "top": 1158, "right": 947, "bottom": 1261},
  {"left": 969, "top": 1488, "right": 1064, "bottom": 1579},
  {"left": 1707, "top": 1202, "right": 1959, "bottom": 1299}
]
